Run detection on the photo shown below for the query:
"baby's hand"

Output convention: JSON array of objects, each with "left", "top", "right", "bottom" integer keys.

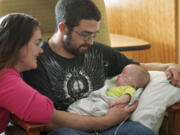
[{"left": 108, "top": 94, "right": 131, "bottom": 107}]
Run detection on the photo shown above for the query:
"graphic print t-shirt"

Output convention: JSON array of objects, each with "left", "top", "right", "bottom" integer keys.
[{"left": 23, "top": 41, "right": 139, "bottom": 110}]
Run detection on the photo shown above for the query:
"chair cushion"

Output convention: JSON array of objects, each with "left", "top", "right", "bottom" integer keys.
[{"left": 92, "top": 0, "right": 111, "bottom": 45}]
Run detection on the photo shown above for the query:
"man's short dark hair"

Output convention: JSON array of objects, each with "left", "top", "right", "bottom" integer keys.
[{"left": 55, "top": 0, "right": 101, "bottom": 31}]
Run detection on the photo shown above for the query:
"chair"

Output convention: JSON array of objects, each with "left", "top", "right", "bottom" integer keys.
[
  {"left": 168, "top": 103, "right": 180, "bottom": 135},
  {"left": 5, "top": 115, "right": 45, "bottom": 135},
  {"left": 159, "top": 103, "right": 180, "bottom": 135},
  {"left": 0, "top": 0, "right": 58, "bottom": 41}
]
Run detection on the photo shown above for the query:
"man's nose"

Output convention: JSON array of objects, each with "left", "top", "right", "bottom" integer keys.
[{"left": 85, "top": 38, "right": 94, "bottom": 46}]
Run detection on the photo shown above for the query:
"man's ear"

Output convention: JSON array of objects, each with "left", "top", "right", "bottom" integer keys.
[{"left": 58, "top": 22, "right": 68, "bottom": 35}]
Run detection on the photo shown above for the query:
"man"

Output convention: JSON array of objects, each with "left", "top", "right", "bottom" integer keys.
[{"left": 23, "top": 0, "right": 180, "bottom": 134}]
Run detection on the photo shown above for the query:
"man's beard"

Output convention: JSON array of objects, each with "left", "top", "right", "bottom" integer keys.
[{"left": 63, "top": 34, "right": 90, "bottom": 56}]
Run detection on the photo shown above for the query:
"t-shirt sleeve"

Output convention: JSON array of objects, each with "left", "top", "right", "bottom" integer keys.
[
  {"left": 94, "top": 42, "right": 139, "bottom": 77},
  {"left": 0, "top": 75, "right": 54, "bottom": 124},
  {"left": 107, "top": 51, "right": 139, "bottom": 77},
  {"left": 121, "top": 86, "right": 136, "bottom": 98},
  {"left": 106, "top": 86, "right": 136, "bottom": 98}
]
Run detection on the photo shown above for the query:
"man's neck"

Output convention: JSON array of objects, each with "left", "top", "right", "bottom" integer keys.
[{"left": 48, "top": 33, "right": 75, "bottom": 59}]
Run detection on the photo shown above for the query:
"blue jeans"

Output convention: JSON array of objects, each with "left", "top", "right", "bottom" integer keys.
[{"left": 46, "top": 121, "right": 159, "bottom": 135}]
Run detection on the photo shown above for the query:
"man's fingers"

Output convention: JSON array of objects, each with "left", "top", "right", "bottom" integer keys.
[
  {"left": 125, "top": 101, "right": 138, "bottom": 112},
  {"left": 167, "top": 68, "right": 180, "bottom": 87},
  {"left": 165, "top": 70, "right": 172, "bottom": 80}
]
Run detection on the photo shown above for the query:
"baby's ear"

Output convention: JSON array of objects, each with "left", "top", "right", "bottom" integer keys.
[{"left": 131, "top": 84, "right": 136, "bottom": 89}]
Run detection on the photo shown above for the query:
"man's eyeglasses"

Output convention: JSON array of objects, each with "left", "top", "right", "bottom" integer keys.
[{"left": 74, "top": 31, "right": 98, "bottom": 41}]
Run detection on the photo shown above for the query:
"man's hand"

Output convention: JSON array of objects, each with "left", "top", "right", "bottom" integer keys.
[
  {"left": 105, "top": 101, "right": 138, "bottom": 126},
  {"left": 141, "top": 63, "right": 180, "bottom": 87},
  {"left": 166, "top": 64, "right": 180, "bottom": 87}
]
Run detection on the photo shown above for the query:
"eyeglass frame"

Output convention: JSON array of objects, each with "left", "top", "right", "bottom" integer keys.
[{"left": 73, "top": 30, "right": 99, "bottom": 41}]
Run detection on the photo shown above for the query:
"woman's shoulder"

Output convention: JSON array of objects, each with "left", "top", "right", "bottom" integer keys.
[
  {"left": 0, "top": 68, "right": 19, "bottom": 78},
  {"left": 0, "top": 68, "right": 21, "bottom": 86}
]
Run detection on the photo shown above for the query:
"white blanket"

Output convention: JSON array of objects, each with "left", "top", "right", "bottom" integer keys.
[{"left": 68, "top": 85, "right": 115, "bottom": 116}]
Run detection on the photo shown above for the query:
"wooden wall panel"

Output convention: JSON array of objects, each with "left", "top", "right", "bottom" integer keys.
[{"left": 104, "top": 0, "right": 178, "bottom": 63}]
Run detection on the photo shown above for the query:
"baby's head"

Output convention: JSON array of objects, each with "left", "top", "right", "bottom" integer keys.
[{"left": 116, "top": 64, "right": 150, "bottom": 89}]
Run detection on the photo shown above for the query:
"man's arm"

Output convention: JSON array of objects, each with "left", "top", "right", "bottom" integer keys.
[
  {"left": 140, "top": 63, "right": 174, "bottom": 71},
  {"left": 47, "top": 102, "right": 137, "bottom": 131},
  {"left": 140, "top": 63, "right": 180, "bottom": 87}
]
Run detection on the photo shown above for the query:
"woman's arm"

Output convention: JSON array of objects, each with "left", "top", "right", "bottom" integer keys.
[
  {"left": 0, "top": 71, "right": 54, "bottom": 124},
  {"left": 47, "top": 102, "right": 138, "bottom": 132}
]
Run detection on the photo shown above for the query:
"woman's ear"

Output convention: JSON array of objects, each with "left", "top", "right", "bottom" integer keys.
[{"left": 58, "top": 22, "right": 68, "bottom": 35}]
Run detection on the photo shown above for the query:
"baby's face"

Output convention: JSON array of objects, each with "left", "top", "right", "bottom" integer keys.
[
  {"left": 116, "top": 68, "right": 133, "bottom": 86},
  {"left": 116, "top": 74, "right": 128, "bottom": 86}
]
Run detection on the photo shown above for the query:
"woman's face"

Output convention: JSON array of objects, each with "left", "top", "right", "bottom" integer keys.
[{"left": 18, "top": 27, "right": 43, "bottom": 72}]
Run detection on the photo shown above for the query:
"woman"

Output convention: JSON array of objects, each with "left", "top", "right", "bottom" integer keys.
[{"left": 0, "top": 13, "right": 54, "bottom": 133}]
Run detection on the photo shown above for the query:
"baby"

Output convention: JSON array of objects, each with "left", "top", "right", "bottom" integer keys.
[
  {"left": 68, "top": 64, "right": 150, "bottom": 116},
  {"left": 107, "top": 64, "right": 150, "bottom": 107}
]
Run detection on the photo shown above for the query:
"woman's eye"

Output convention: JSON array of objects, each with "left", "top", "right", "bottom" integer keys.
[{"left": 36, "top": 43, "right": 40, "bottom": 46}]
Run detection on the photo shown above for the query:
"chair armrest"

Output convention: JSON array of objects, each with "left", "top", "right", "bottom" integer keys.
[
  {"left": 167, "top": 102, "right": 180, "bottom": 135},
  {"left": 10, "top": 114, "right": 46, "bottom": 135}
]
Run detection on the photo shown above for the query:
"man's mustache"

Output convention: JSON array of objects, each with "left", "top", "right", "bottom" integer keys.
[{"left": 79, "top": 44, "right": 91, "bottom": 48}]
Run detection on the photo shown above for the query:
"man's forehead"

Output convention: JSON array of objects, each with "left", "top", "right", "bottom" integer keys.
[{"left": 75, "top": 19, "right": 100, "bottom": 31}]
